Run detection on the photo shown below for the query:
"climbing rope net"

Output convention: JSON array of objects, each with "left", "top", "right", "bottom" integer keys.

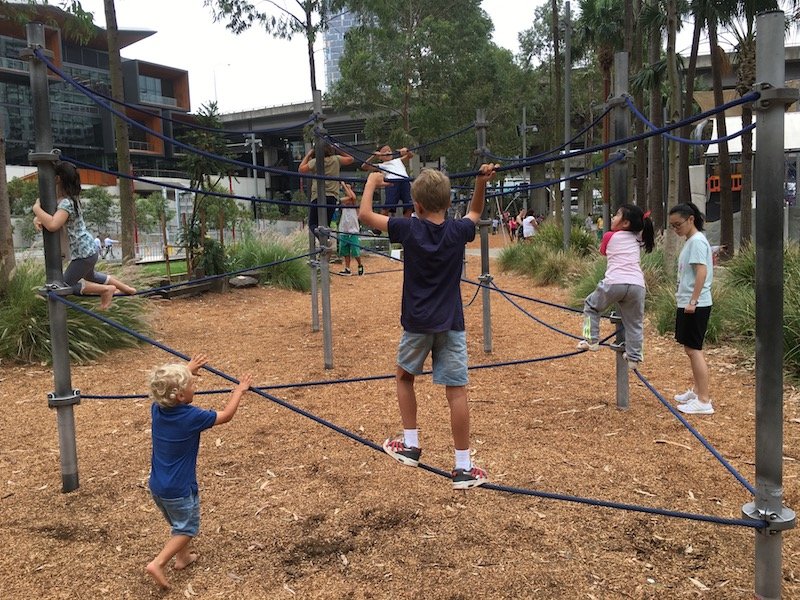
[{"left": 33, "top": 47, "right": 767, "bottom": 531}]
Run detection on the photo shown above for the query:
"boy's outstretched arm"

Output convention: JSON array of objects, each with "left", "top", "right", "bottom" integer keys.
[
  {"left": 465, "top": 163, "right": 499, "bottom": 223},
  {"left": 214, "top": 374, "right": 252, "bottom": 425},
  {"left": 358, "top": 172, "right": 391, "bottom": 232}
]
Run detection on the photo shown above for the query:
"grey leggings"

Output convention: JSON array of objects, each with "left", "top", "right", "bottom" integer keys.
[
  {"left": 63, "top": 252, "right": 109, "bottom": 295},
  {"left": 582, "top": 280, "right": 646, "bottom": 362}
]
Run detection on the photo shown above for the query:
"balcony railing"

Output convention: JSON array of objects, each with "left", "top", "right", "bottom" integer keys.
[
  {"left": 140, "top": 92, "right": 178, "bottom": 107},
  {"left": 0, "top": 56, "right": 29, "bottom": 72},
  {"left": 129, "top": 140, "right": 152, "bottom": 151}
]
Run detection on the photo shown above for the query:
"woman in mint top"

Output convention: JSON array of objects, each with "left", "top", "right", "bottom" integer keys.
[
  {"left": 32, "top": 161, "right": 135, "bottom": 309},
  {"left": 668, "top": 202, "right": 714, "bottom": 415}
]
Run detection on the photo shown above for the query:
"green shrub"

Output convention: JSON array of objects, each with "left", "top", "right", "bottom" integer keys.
[
  {"left": 0, "top": 262, "right": 149, "bottom": 364},
  {"left": 496, "top": 241, "right": 583, "bottom": 286},
  {"left": 199, "top": 238, "right": 227, "bottom": 276},
  {"left": 531, "top": 220, "right": 597, "bottom": 257},
  {"left": 227, "top": 230, "right": 311, "bottom": 292}
]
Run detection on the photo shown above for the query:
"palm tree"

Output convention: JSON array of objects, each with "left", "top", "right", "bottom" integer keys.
[
  {"left": 103, "top": 0, "right": 135, "bottom": 262},
  {"left": 577, "top": 0, "right": 625, "bottom": 219}
]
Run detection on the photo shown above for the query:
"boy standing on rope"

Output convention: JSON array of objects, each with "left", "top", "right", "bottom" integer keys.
[
  {"left": 359, "top": 163, "right": 499, "bottom": 490},
  {"left": 145, "top": 354, "right": 252, "bottom": 589},
  {"left": 362, "top": 144, "right": 415, "bottom": 218}
]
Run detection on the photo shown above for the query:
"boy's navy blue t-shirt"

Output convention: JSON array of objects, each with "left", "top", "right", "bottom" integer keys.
[
  {"left": 149, "top": 403, "right": 217, "bottom": 499},
  {"left": 388, "top": 215, "right": 476, "bottom": 333}
]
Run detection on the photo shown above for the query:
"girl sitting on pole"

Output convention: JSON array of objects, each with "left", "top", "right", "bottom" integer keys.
[{"left": 32, "top": 160, "right": 136, "bottom": 309}]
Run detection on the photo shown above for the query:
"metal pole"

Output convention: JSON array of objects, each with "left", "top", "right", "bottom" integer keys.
[
  {"left": 612, "top": 52, "right": 630, "bottom": 212},
  {"left": 313, "top": 89, "right": 333, "bottom": 369},
  {"left": 476, "top": 109, "right": 492, "bottom": 353},
  {"left": 522, "top": 106, "right": 528, "bottom": 211},
  {"left": 25, "top": 23, "right": 79, "bottom": 492},
  {"left": 609, "top": 313, "right": 628, "bottom": 410},
  {"left": 562, "top": 0, "right": 572, "bottom": 250},
  {"left": 744, "top": 10, "right": 797, "bottom": 599}
]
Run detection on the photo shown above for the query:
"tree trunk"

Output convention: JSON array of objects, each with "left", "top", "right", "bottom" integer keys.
[
  {"left": 103, "top": 0, "right": 135, "bottom": 263},
  {"left": 633, "top": 0, "right": 647, "bottom": 207},
  {"left": 709, "top": 23, "right": 733, "bottom": 259},
  {"left": 0, "top": 122, "right": 15, "bottom": 293},
  {"left": 665, "top": 0, "right": 680, "bottom": 211},
  {"left": 551, "top": 0, "right": 563, "bottom": 219},
  {"left": 737, "top": 35, "right": 756, "bottom": 247},
  {"left": 678, "top": 17, "right": 703, "bottom": 208},
  {"left": 647, "top": 20, "right": 664, "bottom": 231},
  {"left": 305, "top": 5, "right": 317, "bottom": 95}
]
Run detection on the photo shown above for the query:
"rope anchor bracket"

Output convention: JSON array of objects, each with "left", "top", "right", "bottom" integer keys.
[
  {"left": 38, "top": 283, "right": 74, "bottom": 297},
  {"left": 478, "top": 273, "right": 493, "bottom": 284},
  {"left": 28, "top": 149, "right": 61, "bottom": 164},
  {"left": 742, "top": 502, "right": 796, "bottom": 534},
  {"left": 19, "top": 46, "right": 53, "bottom": 61},
  {"left": 48, "top": 389, "right": 81, "bottom": 409},
  {"left": 752, "top": 83, "right": 799, "bottom": 111}
]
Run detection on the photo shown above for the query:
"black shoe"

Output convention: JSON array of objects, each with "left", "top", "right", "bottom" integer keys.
[
  {"left": 382, "top": 437, "right": 421, "bottom": 467},
  {"left": 451, "top": 466, "right": 488, "bottom": 490}
]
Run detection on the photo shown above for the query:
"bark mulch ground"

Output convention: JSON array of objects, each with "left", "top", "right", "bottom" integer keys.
[{"left": 1, "top": 236, "right": 798, "bottom": 599}]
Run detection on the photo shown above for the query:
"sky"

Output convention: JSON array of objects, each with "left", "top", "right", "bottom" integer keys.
[{"left": 74, "top": 0, "right": 540, "bottom": 114}]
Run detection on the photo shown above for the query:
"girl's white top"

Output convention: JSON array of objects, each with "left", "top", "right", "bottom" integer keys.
[{"left": 604, "top": 230, "right": 645, "bottom": 287}]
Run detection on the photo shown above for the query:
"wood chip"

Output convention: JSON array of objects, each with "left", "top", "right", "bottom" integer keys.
[
  {"left": 689, "top": 577, "right": 709, "bottom": 591},
  {"left": 654, "top": 439, "right": 692, "bottom": 450},
  {"left": 635, "top": 489, "right": 656, "bottom": 497},
  {"left": 283, "top": 583, "right": 296, "bottom": 595}
]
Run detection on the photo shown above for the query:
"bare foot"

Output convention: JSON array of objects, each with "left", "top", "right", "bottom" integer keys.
[
  {"left": 98, "top": 286, "right": 114, "bottom": 310},
  {"left": 118, "top": 283, "right": 137, "bottom": 295},
  {"left": 174, "top": 552, "right": 198, "bottom": 571},
  {"left": 145, "top": 561, "right": 171, "bottom": 589}
]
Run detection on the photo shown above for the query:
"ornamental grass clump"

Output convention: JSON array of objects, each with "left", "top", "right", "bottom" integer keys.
[
  {"left": 0, "top": 261, "right": 149, "bottom": 364},
  {"left": 227, "top": 230, "right": 311, "bottom": 292}
]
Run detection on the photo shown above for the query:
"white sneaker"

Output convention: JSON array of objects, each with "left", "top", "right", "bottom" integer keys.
[
  {"left": 677, "top": 398, "right": 714, "bottom": 415},
  {"left": 577, "top": 340, "right": 599, "bottom": 351},
  {"left": 622, "top": 351, "right": 641, "bottom": 370},
  {"left": 674, "top": 389, "right": 697, "bottom": 404}
]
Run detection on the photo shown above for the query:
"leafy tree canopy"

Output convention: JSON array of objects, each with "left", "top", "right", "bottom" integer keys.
[{"left": 331, "top": 0, "right": 535, "bottom": 172}]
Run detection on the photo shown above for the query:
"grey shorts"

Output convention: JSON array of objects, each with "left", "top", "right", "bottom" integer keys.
[{"left": 397, "top": 330, "right": 468, "bottom": 386}]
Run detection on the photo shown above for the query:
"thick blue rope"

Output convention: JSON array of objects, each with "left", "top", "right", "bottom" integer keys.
[
  {"left": 447, "top": 91, "right": 761, "bottom": 180},
  {"left": 624, "top": 96, "right": 756, "bottom": 145},
  {"left": 61, "top": 154, "right": 400, "bottom": 212},
  {"left": 634, "top": 369, "right": 758, "bottom": 496},
  {"left": 37, "top": 50, "right": 363, "bottom": 185},
  {"left": 484, "top": 105, "right": 613, "bottom": 163},
  {"left": 485, "top": 152, "right": 625, "bottom": 199},
  {"left": 82, "top": 348, "right": 588, "bottom": 400},
  {"left": 131, "top": 251, "right": 320, "bottom": 297},
  {"left": 61, "top": 75, "right": 316, "bottom": 135},
  {"left": 54, "top": 293, "right": 763, "bottom": 529}
]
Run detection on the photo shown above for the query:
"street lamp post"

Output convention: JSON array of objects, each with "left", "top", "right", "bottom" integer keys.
[{"left": 244, "top": 133, "right": 262, "bottom": 220}]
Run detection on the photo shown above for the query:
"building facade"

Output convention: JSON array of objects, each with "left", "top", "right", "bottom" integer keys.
[
  {"left": 322, "top": 9, "right": 358, "bottom": 91},
  {"left": 0, "top": 2, "right": 192, "bottom": 180}
]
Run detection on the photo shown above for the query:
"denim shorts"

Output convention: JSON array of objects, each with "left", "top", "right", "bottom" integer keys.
[
  {"left": 397, "top": 330, "right": 468, "bottom": 386},
  {"left": 151, "top": 491, "right": 200, "bottom": 537}
]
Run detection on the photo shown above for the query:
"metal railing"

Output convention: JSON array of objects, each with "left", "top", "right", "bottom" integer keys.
[{"left": 140, "top": 92, "right": 178, "bottom": 107}]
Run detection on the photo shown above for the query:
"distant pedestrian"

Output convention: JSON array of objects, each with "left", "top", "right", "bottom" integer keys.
[
  {"left": 94, "top": 235, "right": 102, "bottom": 254},
  {"left": 103, "top": 234, "right": 119, "bottom": 259}
]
